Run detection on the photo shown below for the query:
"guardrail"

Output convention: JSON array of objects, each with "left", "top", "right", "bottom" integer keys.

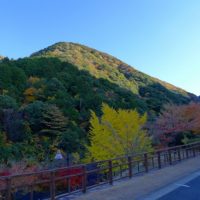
[{"left": 1, "top": 142, "right": 200, "bottom": 200}]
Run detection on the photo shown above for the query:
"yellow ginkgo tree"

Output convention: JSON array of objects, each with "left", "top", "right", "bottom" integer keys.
[{"left": 87, "top": 104, "right": 153, "bottom": 161}]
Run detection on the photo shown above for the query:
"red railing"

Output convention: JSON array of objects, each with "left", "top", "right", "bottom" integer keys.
[{"left": 0, "top": 142, "right": 200, "bottom": 200}]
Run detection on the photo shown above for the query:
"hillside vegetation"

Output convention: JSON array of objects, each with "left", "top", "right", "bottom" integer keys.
[
  {"left": 0, "top": 42, "right": 198, "bottom": 164},
  {"left": 32, "top": 42, "right": 193, "bottom": 97},
  {"left": 0, "top": 55, "right": 4, "bottom": 60}
]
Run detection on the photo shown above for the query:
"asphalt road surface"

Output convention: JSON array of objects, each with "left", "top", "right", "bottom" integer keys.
[{"left": 158, "top": 175, "right": 200, "bottom": 200}]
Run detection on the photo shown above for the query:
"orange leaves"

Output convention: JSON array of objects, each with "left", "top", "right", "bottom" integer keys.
[
  {"left": 28, "top": 76, "right": 40, "bottom": 84},
  {"left": 153, "top": 103, "right": 200, "bottom": 146},
  {"left": 23, "top": 76, "right": 44, "bottom": 103},
  {"left": 24, "top": 87, "right": 38, "bottom": 103}
]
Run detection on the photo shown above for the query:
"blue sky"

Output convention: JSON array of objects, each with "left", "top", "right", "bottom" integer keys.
[{"left": 1, "top": 0, "right": 200, "bottom": 95}]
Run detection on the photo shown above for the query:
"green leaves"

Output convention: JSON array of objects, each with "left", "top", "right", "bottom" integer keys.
[
  {"left": 0, "top": 44, "right": 196, "bottom": 165},
  {"left": 40, "top": 104, "right": 68, "bottom": 137},
  {"left": 0, "top": 95, "right": 18, "bottom": 110}
]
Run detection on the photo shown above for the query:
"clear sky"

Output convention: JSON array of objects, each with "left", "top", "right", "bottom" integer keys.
[{"left": 1, "top": 0, "right": 200, "bottom": 95}]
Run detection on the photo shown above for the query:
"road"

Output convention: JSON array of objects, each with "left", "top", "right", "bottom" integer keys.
[
  {"left": 144, "top": 171, "right": 200, "bottom": 200},
  {"left": 158, "top": 175, "right": 200, "bottom": 200}
]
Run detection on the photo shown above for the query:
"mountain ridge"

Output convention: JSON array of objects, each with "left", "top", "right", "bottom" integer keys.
[{"left": 31, "top": 42, "right": 193, "bottom": 98}]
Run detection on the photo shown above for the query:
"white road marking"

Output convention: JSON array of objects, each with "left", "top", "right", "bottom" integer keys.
[
  {"left": 143, "top": 170, "right": 200, "bottom": 200},
  {"left": 175, "top": 183, "right": 190, "bottom": 188}
]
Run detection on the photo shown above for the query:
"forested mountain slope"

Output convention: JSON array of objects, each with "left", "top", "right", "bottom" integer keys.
[
  {"left": 31, "top": 42, "right": 194, "bottom": 97},
  {"left": 0, "top": 42, "right": 198, "bottom": 163},
  {"left": 32, "top": 42, "right": 199, "bottom": 111}
]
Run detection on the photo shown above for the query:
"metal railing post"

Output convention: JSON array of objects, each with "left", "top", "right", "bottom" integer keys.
[
  {"left": 50, "top": 171, "right": 55, "bottom": 200},
  {"left": 128, "top": 156, "right": 132, "bottom": 178},
  {"left": 157, "top": 151, "right": 161, "bottom": 169},
  {"left": 108, "top": 160, "right": 113, "bottom": 185},
  {"left": 144, "top": 153, "right": 148, "bottom": 173},
  {"left": 82, "top": 165, "right": 87, "bottom": 193},
  {"left": 193, "top": 146, "right": 196, "bottom": 157},
  {"left": 168, "top": 150, "right": 172, "bottom": 165},
  {"left": 6, "top": 177, "right": 12, "bottom": 200},
  {"left": 186, "top": 148, "right": 189, "bottom": 158},
  {"left": 178, "top": 147, "right": 181, "bottom": 162},
  {"left": 30, "top": 185, "right": 34, "bottom": 200}
]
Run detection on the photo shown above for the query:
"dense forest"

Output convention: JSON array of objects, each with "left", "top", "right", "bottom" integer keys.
[{"left": 0, "top": 42, "right": 198, "bottom": 165}]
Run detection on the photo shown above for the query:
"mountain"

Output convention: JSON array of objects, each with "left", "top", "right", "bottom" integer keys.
[
  {"left": 0, "top": 42, "right": 198, "bottom": 162},
  {"left": 31, "top": 42, "right": 190, "bottom": 96},
  {"left": 31, "top": 42, "right": 198, "bottom": 110}
]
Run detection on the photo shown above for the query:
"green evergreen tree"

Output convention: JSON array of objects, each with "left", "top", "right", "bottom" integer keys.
[{"left": 40, "top": 104, "right": 68, "bottom": 138}]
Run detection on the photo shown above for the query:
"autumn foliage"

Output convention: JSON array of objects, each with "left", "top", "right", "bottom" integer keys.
[
  {"left": 0, "top": 162, "right": 38, "bottom": 190},
  {"left": 86, "top": 104, "right": 153, "bottom": 161},
  {"left": 152, "top": 103, "right": 200, "bottom": 146}
]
